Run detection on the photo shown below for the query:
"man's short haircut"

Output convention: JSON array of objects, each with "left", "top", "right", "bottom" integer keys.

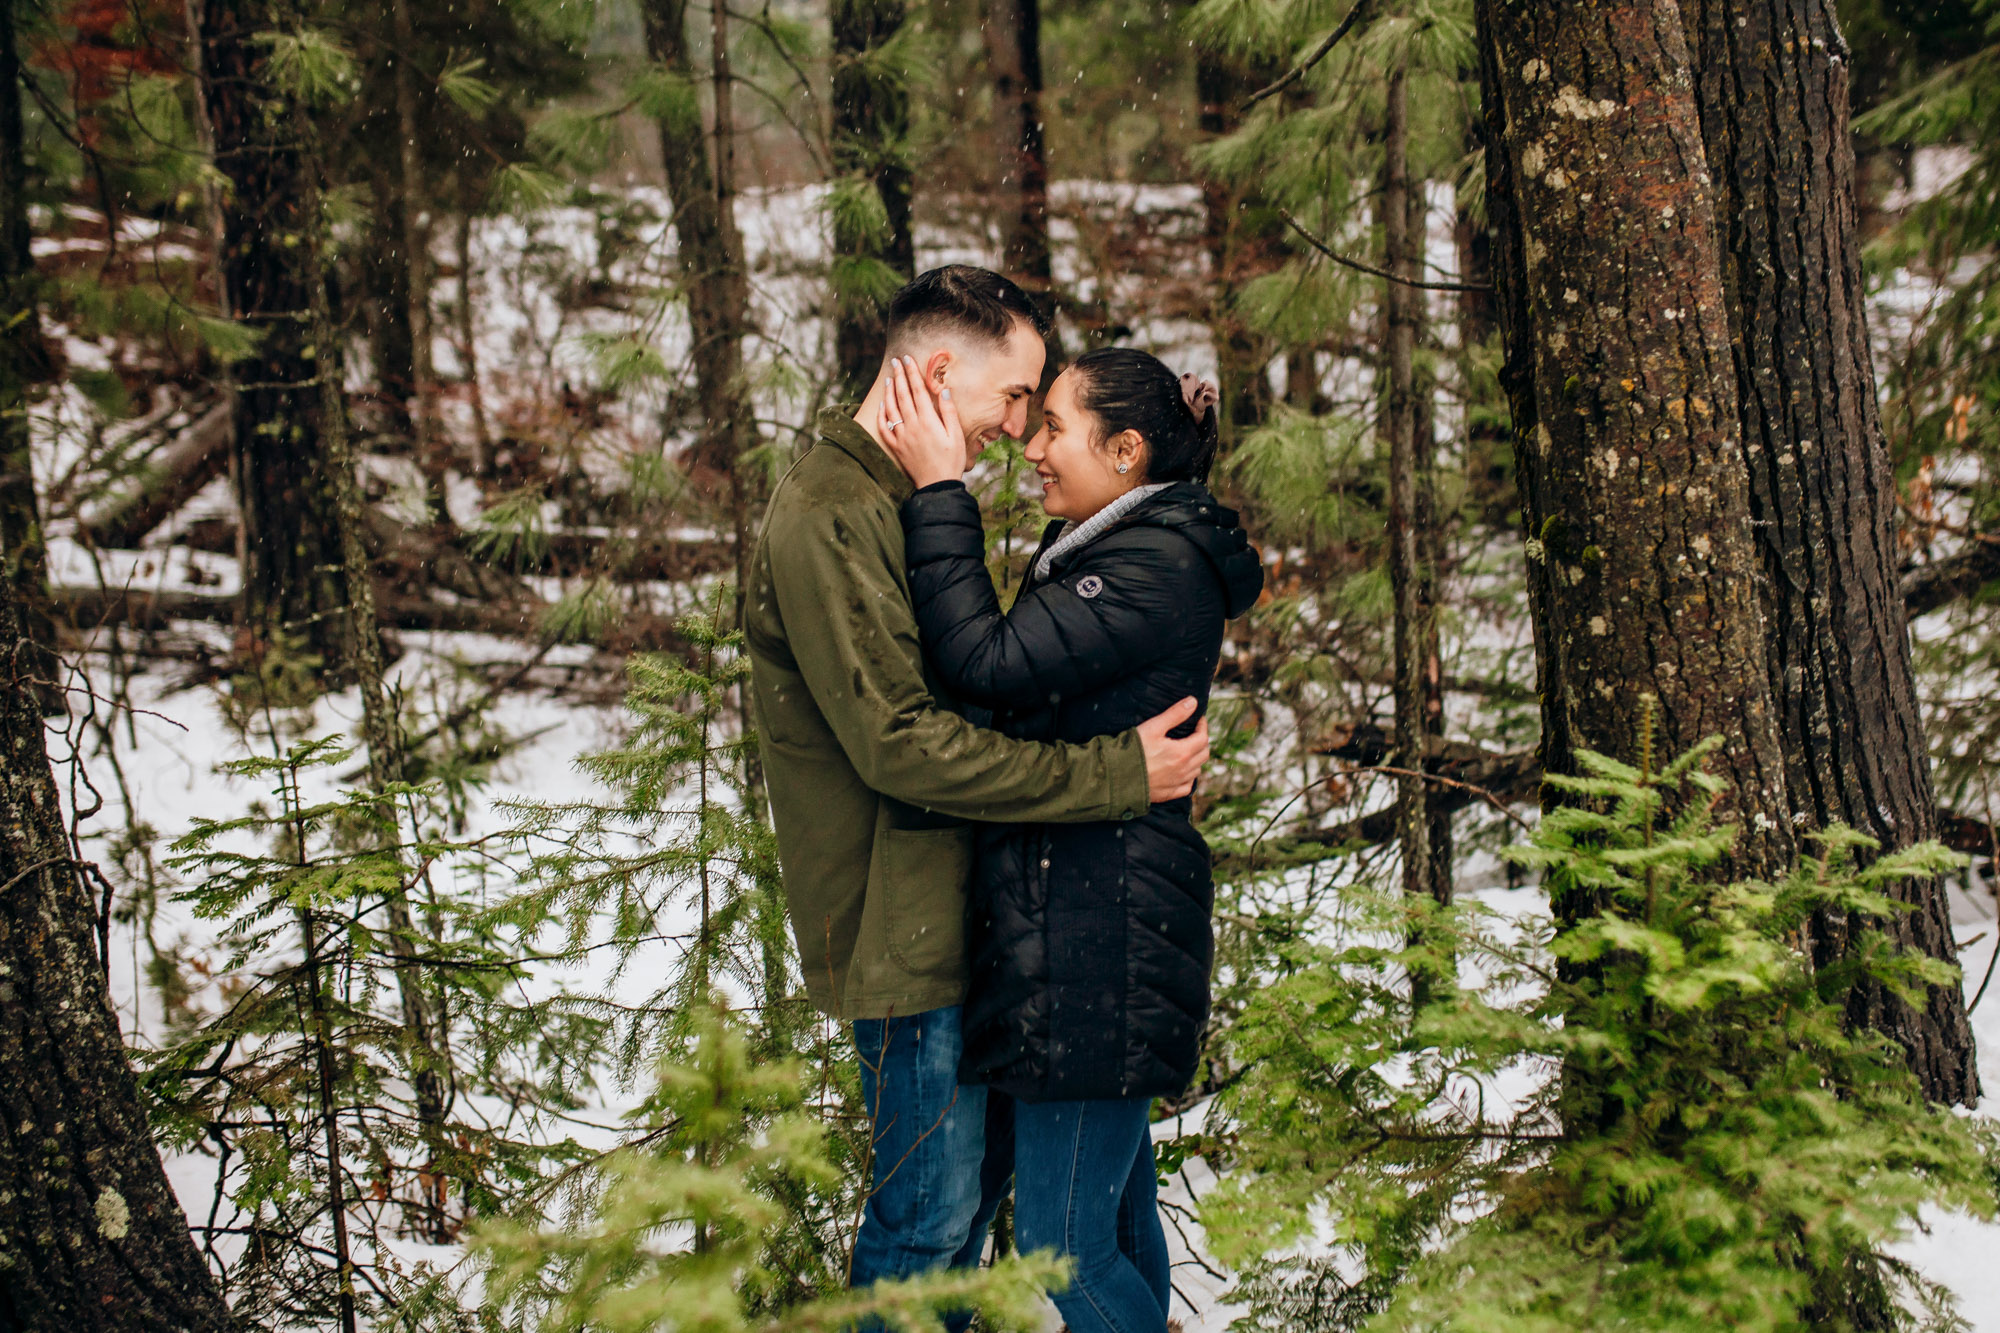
[{"left": 885, "top": 265, "right": 1052, "bottom": 353}]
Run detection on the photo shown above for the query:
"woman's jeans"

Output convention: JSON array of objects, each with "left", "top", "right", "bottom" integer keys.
[
  {"left": 1013, "top": 1096, "right": 1171, "bottom": 1333},
  {"left": 849, "top": 1007, "right": 1008, "bottom": 1333}
]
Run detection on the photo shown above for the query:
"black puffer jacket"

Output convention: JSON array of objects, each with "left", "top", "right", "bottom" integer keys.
[{"left": 900, "top": 479, "right": 1263, "bottom": 1102}]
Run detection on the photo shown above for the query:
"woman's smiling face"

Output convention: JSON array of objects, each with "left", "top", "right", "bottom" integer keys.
[{"left": 1024, "top": 369, "right": 1144, "bottom": 522}]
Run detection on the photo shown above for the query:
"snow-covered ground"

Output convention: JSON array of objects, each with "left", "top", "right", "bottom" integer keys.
[{"left": 74, "top": 627, "right": 2000, "bottom": 1329}]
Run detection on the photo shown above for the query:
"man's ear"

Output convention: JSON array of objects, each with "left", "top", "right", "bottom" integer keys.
[{"left": 922, "top": 349, "right": 952, "bottom": 390}]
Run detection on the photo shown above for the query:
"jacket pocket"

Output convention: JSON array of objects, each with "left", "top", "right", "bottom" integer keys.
[{"left": 880, "top": 825, "right": 974, "bottom": 979}]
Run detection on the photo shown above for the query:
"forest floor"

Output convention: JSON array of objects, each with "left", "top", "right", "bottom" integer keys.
[{"left": 68, "top": 626, "right": 2000, "bottom": 1332}]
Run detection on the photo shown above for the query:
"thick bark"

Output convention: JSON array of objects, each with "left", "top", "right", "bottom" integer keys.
[
  {"left": 1382, "top": 68, "right": 1450, "bottom": 906},
  {"left": 0, "top": 584, "right": 235, "bottom": 1328},
  {"left": 1, "top": 0, "right": 55, "bottom": 695},
  {"left": 986, "top": 0, "right": 1055, "bottom": 328},
  {"left": 638, "top": 0, "right": 757, "bottom": 600},
  {"left": 1687, "top": 0, "right": 1976, "bottom": 1105},
  {"left": 194, "top": 0, "right": 347, "bottom": 661},
  {"left": 830, "top": 0, "right": 914, "bottom": 398},
  {"left": 1476, "top": 0, "right": 1793, "bottom": 875}
]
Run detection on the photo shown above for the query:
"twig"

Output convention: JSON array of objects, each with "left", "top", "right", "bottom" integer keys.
[
  {"left": 1242, "top": 0, "right": 1372, "bottom": 111},
  {"left": 1282, "top": 210, "right": 1493, "bottom": 294},
  {"left": 1326, "top": 761, "right": 1536, "bottom": 833}
]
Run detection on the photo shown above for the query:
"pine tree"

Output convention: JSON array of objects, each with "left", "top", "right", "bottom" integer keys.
[
  {"left": 191, "top": 0, "right": 351, "bottom": 662},
  {"left": 830, "top": 0, "right": 915, "bottom": 398},
  {"left": 476, "top": 1006, "right": 1063, "bottom": 1333}
]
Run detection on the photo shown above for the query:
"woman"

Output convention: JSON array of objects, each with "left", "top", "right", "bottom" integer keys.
[{"left": 876, "top": 347, "right": 1263, "bottom": 1333}]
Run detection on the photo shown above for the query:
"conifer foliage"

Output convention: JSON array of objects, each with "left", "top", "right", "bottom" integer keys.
[{"left": 1203, "top": 732, "right": 1997, "bottom": 1331}]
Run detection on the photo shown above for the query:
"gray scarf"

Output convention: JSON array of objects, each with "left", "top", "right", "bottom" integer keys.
[{"left": 1033, "top": 483, "right": 1172, "bottom": 583}]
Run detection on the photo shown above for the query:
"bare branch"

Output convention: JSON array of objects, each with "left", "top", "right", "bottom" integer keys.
[
  {"left": 1282, "top": 210, "right": 1494, "bottom": 294},
  {"left": 1242, "top": 0, "right": 1373, "bottom": 111}
]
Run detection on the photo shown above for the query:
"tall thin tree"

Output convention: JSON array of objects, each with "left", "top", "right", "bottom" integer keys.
[
  {"left": 193, "top": 0, "right": 349, "bottom": 663},
  {"left": 1381, "top": 64, "right": 1450, "bottom": 907},
  {"left": 987, "top": 0, "right": 1056, "bottom": 337},
  {"left": 638, "top": 0, "right": 757, "bottom": 594}
]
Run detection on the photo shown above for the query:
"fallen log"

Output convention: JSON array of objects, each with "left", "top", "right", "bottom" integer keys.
[
  {"left": 79, "top": 401, "right": 233, "bottom": 550},
  {"left": 169, "top": 516, "right": 733, "bottom": 584},
  {"left": 49, "top": 584, "right": 687, "bottom": 653},
  {"left": 1902, "top": 541, "right": 2000, "bottom": 619}
]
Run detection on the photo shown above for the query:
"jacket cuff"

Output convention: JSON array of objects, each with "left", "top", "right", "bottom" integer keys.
[
  {"left": 1106, "top": 728, "right": 1152, "bottom": 818},
  {"left": 913, "top": 479, "right": 967, "bottom": 496}
]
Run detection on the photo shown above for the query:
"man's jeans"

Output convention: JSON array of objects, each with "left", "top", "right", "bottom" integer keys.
[
  {"left": 1013, "top": 1096, "right": 1171, "bottom": 1333},
  {"left": 850, "top": 1006, "right": 1007, "bottom": 1325}
]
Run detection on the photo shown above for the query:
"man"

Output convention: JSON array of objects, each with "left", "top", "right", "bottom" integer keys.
[{"left": 744, "top": 266, "right": 1208, "bottom": 1298}]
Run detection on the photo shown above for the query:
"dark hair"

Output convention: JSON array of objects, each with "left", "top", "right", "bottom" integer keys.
[
  {"left": 886, "top": 265, "right": 1052, "bottom": 351},
  {"left": 1069, "top": 347, "right": 1220, "bottom": 484}
]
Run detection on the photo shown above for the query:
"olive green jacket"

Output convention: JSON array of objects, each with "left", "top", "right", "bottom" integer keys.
[{"left": 745, "top": 408, "right": 1151, "bottom": 1019}]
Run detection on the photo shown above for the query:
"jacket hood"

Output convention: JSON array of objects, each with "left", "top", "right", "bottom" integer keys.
[{"left": 1122, "top": 481, "right": 1265, "bottom": 619}]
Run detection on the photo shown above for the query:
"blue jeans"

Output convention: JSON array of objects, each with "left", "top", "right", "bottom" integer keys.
[
  {"left": 1013, "top": 1097, "right": 1171, "bottom": 1333},
  {"left": 849, "top": 1006, "right": 1008, "bottom": 1327}
]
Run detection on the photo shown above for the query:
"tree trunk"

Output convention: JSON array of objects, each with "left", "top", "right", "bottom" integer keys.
[
  {"left": 1, "top": 0, "right": 56, "bottom": 700},
  {"left": 831, "top": 0, "right": 914, "bottom": 399},
  {"left": 385, "top": 0, "right": 433, "bottom": 445},
  {"left": 1686, "top": 0, "right": 1977, "bottom": 1106},
  {"left": 297, "top": 124, "right": 456, "bottom": 1245},
  {"left": 1196, "top": 52, "right": 1281, "bottom": 443},
  {"left": 1382, "top": 67, "right": 1450, "bottom": 907},
  {"left": 0, "top": 588, "right": 235, "bottom": 1328},
  {"left": 986, "top": 0, "right": 1056, "bottom": 338},
  {"left": 1474, "top": 0, "right": 1793, "bottom": 877},
  {"left": 638, "top": 0, "right": 757, "bottom": 601},
  {"left": 194, "top": 0, "right": 348, "bottom": 663},
  {"left": 360, "top": 175, "right": 418, "bottom": 439}
]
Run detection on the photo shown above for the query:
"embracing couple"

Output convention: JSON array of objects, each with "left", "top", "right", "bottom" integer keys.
[{"left": 744, "top": 265, "right": 1263, "bottom": 1333}]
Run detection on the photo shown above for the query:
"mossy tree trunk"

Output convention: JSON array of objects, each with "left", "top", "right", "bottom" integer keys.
[
  {"left": 0, "top": 578, "right": 235, "bottom": 1328},
  {"left": 1686, "top": 0, "right": 1977, "bottom": 1106},
  {"left": 1475, "top": 0, "right": 1795, "bottom": 878}
]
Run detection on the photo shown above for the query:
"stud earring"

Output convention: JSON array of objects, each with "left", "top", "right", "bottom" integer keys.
[{"left": 1116, "top": 462, "right": 1130, "bottom": 474}]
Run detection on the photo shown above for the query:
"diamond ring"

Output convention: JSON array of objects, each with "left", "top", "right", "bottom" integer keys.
[{"left": 886, "top": 417, "right": 903, "bottom": 428}]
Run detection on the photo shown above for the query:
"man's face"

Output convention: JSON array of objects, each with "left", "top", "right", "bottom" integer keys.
[{"left": 942, "top": 320, "right": 1046, "bottom": 466}]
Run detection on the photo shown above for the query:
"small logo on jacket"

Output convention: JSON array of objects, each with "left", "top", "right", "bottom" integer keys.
[{"left": 1074, "top": 574, "right": 1105, "bottom": 599}]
